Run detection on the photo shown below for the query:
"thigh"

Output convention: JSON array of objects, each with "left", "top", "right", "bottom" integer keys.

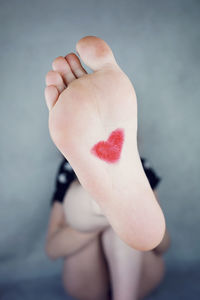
[{"left": 62, "top": 234, "right": 110, "bottom": 300}]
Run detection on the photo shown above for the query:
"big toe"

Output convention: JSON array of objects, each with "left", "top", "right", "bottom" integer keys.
[{"left": 76, "top": 36, "right": 117, "bottom": 71}]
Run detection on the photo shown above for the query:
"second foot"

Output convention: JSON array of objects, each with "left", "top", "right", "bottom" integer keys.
[{"left": 44, "top": 36, "right": 165, "bottom": 250}]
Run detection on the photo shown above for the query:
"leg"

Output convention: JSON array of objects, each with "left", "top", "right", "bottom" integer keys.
[
  {"left": 138, "top": 251, "right": 165, "bottom": 299},
  {"left": 63, "top": 235, "right": 110, "bottom": 300},
  {"left": 102, "top": 227, "right": 142, "bottom": 300},
  {"left": 45, "top": 36, "right": 165, "bottom": 251},
  {"left": 102, "top": 227, "right": 165, "bottom": 300}
]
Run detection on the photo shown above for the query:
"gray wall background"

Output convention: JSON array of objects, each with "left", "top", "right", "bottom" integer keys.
[{"left": 0, "top": 0, "right": 200, "bottom": 283}]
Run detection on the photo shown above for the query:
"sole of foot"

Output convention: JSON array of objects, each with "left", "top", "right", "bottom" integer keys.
[{"left": 45, "top": 36, "right": 165, "bottom": 250}]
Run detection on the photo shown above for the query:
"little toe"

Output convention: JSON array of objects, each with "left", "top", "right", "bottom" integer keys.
[
  {"left": 65, "top": 53, "right": 87, "bottom": 78},
  {"left": 76, "top": 36, "right": 117, "bottom": 71},
  {"left": 44, "top": 85, "right": 59, "bottom": 110},
  {"left": 45, "top": 70, "right": 65, "bottom": 93},
  {"left": 52, "top": 56, "right": 76, "bottom": 85}
]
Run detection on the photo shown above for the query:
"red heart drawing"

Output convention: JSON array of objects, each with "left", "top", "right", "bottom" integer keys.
[{"left": 91, "top": 128, "right": 124, "bottom": 163}]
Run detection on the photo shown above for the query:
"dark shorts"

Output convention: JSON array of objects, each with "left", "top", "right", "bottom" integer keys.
[{"left": 51, "top": 157, "right": 161, "bottom": 205}]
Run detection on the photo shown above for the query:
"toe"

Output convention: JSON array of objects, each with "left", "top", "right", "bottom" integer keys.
[
  {"left": 52, "top": 56, "right": 76, "bottom": 85},
  {"left": 45, "top": 70, "right": 65, "bottom": 93},
  {"left": 44, "top": 85, "right": 59, "bottom": 110},
  {"left": 76, "top": 36, "right": 117, "bottom": 71},
  {"left": 65, "top": 53, "right": 87, "bottom": 78}
]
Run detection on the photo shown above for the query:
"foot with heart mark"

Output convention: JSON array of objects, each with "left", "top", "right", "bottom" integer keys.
[
  {"left": 91, "top": 128, "right": 124, "bottom": 163},
  {"left": 44, "top": 36, "right": 165, "bottom": 250}
]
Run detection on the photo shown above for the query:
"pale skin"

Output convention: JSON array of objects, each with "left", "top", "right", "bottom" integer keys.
[{"left": 44, "top": 36, "right": 170, "bottom": 299}]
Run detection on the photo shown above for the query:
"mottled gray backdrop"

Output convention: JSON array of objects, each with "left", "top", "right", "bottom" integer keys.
[{"left": 0, "top": 0, "right": 200, "bottom": 284}]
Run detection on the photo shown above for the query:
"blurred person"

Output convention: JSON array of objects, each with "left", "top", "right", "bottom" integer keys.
[{"left": 45, "top": 36, "right": 170, "bottom": 300}]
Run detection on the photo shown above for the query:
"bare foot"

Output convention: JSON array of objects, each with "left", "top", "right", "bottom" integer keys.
[{"left": 44, "top": 36, "right": 165, "bottom": 250}]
